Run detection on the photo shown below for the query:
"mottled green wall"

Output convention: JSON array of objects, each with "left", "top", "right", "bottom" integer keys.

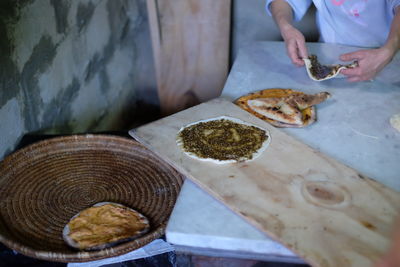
[{"left": 0, "top": 0, "right": 157, "bottom": 159}]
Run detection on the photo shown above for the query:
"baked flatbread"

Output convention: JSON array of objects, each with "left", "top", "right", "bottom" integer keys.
[
  {"left": 235, "top": 89, "right": 330, "bottom": 127},
  {"left": 176, "top": 116, "right": 270, "bottom": 164},
  {"left": 285, "top": 92, "right": 331, "bottom": 110},
  {"left": 247, "top": 92, "right": 330, "bottom": 125},
  {"left": 303, "top": 54, "right": 358, "bottom": 81},
  {"left": 63, "top": 202, "right": 150, "bottom": 250},
  {"left": 247, "top": 97, "right": 303, "bottom": 125}
]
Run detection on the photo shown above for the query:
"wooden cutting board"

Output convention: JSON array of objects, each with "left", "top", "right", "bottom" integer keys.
[{"left": 130, "top": 98, "right": 400, "bottom": 267}]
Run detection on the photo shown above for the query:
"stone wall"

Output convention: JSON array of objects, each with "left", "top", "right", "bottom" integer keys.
[{"left": 0, "top": 0, "right": 157, "bottom": 159}]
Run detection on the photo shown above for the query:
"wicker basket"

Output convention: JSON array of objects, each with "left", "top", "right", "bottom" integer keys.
[{"left": 0, "top": 134, "right": 184, "bottom": 262}]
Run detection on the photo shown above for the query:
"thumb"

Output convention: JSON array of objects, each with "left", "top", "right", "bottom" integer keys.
[{"left": 340, "top": 51, "right": 364, "bottom": 61}]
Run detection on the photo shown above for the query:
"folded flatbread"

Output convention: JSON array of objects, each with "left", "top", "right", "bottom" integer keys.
[
  {"left": 247, "top": 97, "right": 303, "bottom": 125},
  {"left": 63, "top": 202, "right": 150, "bottom": 250},
  {"left": 303, "top": 55, "right": 358, "bottom": 81},
  {"left": 235, "top": 89, "right": 330, "bottom": 128},
  {"left": 247, "top": 92, "right": 330, "bottom": 125}
]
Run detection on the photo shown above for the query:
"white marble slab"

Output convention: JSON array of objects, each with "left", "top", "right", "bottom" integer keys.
[
  {"left": 166, "top": 179, "right": 297, "bottom": 256},
  {"left": 165, "top": 41, "right": 400, "bottom": 258},
  {"left": 222, "top": 42, "right": 400, "bottom": 191}
]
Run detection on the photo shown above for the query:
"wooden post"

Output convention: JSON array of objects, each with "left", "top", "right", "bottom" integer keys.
[{"left": 146, "top": 0, "right": 231, "bottom": 115}]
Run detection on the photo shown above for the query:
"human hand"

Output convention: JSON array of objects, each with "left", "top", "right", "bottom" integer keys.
[
  {"left": 375, "top": 253, "right": 400, "bottom": 267},
  {"left": 281, "top": 25, "right": 308, "bottom": 66},
  {"left": 374, "top": 219, "right": 400, "bottom": 267},
  {"left": 339, "top": 47, "right": 394, "bottom": 82}
]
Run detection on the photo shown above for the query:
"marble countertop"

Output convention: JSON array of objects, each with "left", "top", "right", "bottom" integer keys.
[{"left": 166, "top": 41, "right": 400, "bottom": 259}]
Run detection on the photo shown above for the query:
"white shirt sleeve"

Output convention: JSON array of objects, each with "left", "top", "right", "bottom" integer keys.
[
  {"left": 387, "top": 0, "right": 400, "bottom": 15},
  {"left": 266, "top": 0, "right": 313, "bottom": 21}
]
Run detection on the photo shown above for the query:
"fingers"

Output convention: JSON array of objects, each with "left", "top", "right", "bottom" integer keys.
[
  {"left": 374, "top": 253, "right": 400, "bottom": 267},
  {"left": 286, "top": 39, "right": 306, "bottom": 66},
  {"left": 340, "top": 50, "right": 369, "bottom": 82},
  {"left": 286, "top": 42, "right": 304, "bottom": 66},
  {"left": 374, "top": 260, "right": 387, "bottom": 267},
  {"left": 297, "top": 39, "right": 308, "bottom": 59},
  {"left": 340, "top": 64, "right": 376, "bottom": 82},
  {"left": 340, "top": 68, "right": 360, "bottom": 76},
  {"left": 347, "top": 76, "right": 363, "bottom": 82},
  {"left": 340, "top": 50, "right": 365, "bottom": 61},
  {"left": 281, "top": 25, "right": 307, "bottom": 66},
  {"left": 340, "top": 67, "right": 361, "bottom": 82},
  {"left": 345, "top": 73, "right": 374, "bottom": 82},
  {"left": 342, "top": 70, "right": 372, "bottom": 82}
]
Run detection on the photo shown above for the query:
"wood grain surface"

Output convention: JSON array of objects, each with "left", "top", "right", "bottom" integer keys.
[
  {"left": 130, "top": 98, "right": 400, "bottom": 267},
  {"left": 146, "top": 0, "right": 231, "bottom": 115}
]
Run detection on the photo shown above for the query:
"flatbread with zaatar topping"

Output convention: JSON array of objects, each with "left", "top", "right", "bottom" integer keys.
[
  {"left": 235, "top": 88, "right": 330, "bottom": 128},
  {"left": 303, "top": 54, "right": 358, "bottom": 81},
  {"left": 63, "top": 202, "right": 150, "bottom": 250},
  {"left": 177, "top": 116, "right": 270, "bottom": 164}
]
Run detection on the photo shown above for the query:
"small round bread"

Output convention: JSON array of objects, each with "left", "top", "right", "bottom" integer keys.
[{"left": 63, "top": 202, "right": 150, "bottom": 250}]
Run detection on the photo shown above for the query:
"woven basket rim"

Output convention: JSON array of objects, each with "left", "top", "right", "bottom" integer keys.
[{"left": 0, "top": 134, "right": 183, "bottom": 262}]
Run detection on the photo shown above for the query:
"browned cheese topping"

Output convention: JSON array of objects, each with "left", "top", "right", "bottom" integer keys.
[
  {"left": 178, "top": 119, "right": 267, "bottom": 161},
  {"left": 68, "top": 204, "right": 149, "bottom": 249}
]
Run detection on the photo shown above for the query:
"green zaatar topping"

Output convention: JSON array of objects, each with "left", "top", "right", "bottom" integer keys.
[
  {"left": 309, "top": 54, "right": 337, "bottom": 79},
  {"left": 178, "top": 119, "right": 267, "bottom": 161}
]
